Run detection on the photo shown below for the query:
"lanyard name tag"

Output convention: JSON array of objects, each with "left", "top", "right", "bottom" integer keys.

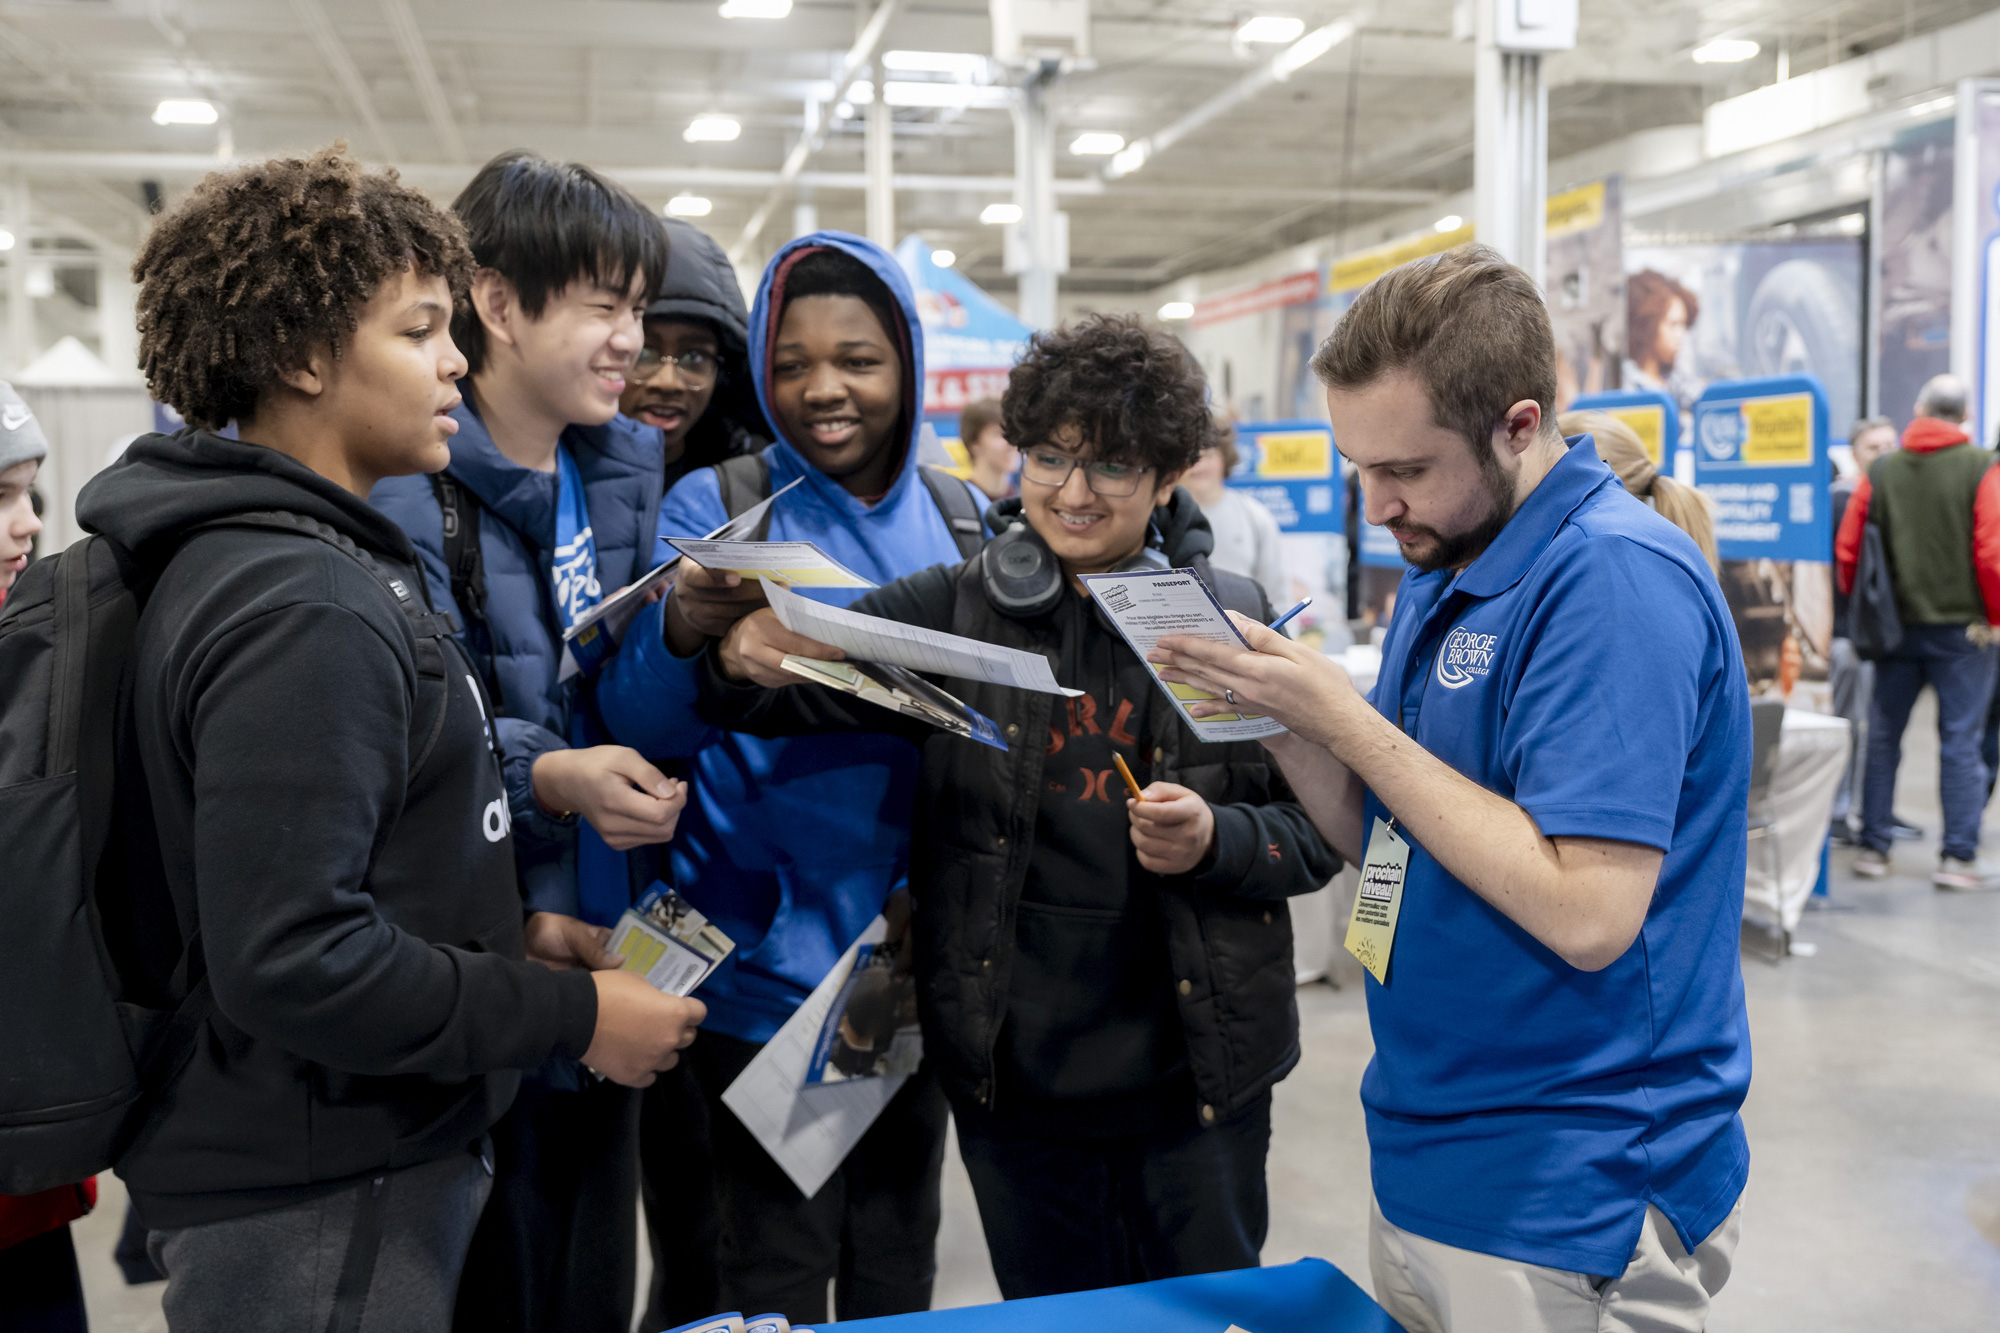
[{"left": 1344, "top": 817, "right": 1410, "bottom": 984}]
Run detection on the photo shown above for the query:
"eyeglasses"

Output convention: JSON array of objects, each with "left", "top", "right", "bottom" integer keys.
[
  {"left": 631, "top": 347, "right": 718, "bottom": 384},
  {"left": 1019, "top": 448, "right": 1152, "bottom": 497}
]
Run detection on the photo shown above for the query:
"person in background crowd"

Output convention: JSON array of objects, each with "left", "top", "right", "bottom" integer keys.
[
  {"left": 1180, "top": 416, "right": 1288, "bottom": 608},
  {"left": 620, "top": 216, "right": 770, "bottom": 493},
  {"left": 959, "top": 396, "right": 1018, "bottom": 500},
  {"left": 1558, "top": 410, "right": 1717, "bottom": 570},
  {"left": 699, "top": 314, "right": 1340, "bottom": 1302},
  {"left": 0, "top": 388, "right": 89, "bottom": 1333},
  {"left": 78, "top": 146, "right": 698, "bottom": 1333},
  {"left": 615, "top": 216, "right": 767, "bottom": 1331},
  {"left": 1836, "top": 374, "right": 2000, "bottom": 889},
  {"left": 1624, "top": 269, "right": 1703, "bottom": 414},
  {"left": 369, "top": 151, "right": 698, "bottom": 1333},
  {"left": 0, "top": 382, "right": 44, "bottom": 611},
  {"left": 1152, "top": 246, "right": 1751, "bottom": 1333},
  {"left": 1830, "top": 417, "right": 1899, "bottom": 842},
  {"left": 596, "top": 233, "right": 988, "bottom": 1326}
]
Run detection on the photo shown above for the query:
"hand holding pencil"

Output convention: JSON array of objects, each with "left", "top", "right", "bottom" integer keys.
[{"left": 1119, "top": 752, "right": 1216, "bottom": 875}]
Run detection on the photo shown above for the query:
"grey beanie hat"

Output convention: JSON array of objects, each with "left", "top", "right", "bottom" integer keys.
[{"left": 0, "top": 382, "right": 47, "bottom": 473}]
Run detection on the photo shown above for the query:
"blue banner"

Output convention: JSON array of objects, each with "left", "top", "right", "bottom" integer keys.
[
  {"left": 1229, "top": 420, "right": 1343, "bottom": 534},
  {"left": 1568, "top": 388, "right": 1679, "bottom": 468},
  {"left": 1691, "top": 374, "right": 1831, "bottom": 562}
]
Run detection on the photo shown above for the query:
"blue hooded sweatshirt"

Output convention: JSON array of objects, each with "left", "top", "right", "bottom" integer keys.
[
  {"left": 596, "top": 231, "right": 984, "bottom": 1043},
  {"left": 372, "top": 403, "right": 665, "bottom": 925}
]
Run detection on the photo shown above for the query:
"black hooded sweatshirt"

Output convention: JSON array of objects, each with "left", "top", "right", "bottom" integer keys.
[
  {"left": 76, "top": 431, "right": 598, "bottom": 1228},
  {"left": 648, "top": 218, "right": 772, "bottom": 488}
]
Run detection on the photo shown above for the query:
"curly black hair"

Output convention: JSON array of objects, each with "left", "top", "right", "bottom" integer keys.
[
  {"left": 132, "top": 145, "right": 474, "bottom": 429},
  {"left": 1001, "top": 313, "right": 1211, "bottom": 475}
]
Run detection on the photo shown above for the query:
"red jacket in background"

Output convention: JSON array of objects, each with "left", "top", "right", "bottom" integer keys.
[
  {"left": 0, "top": 1178, "right": 96, "bottom": 1252},
  {"left": 1833, "top": 417, "right": 2000, "bottom": 625}
]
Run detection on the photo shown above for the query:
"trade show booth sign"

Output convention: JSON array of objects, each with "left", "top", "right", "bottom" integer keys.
[
  {"left": 1229, "top": 421, "right": 1345, "bottom": 646},
  {"left": 895, "top": 235, "right": 1032, "bottom": 459},
  {"left": 1693, "top": 373, "right": 1835, "bottom": 711},
  {"left": 1568, "top": 387, "right": 1680, "bottom": 469}
]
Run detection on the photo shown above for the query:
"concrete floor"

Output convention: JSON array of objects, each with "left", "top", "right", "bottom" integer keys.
[{"left": 72, "top": 692, "right": 2000, "bottom": 1329}]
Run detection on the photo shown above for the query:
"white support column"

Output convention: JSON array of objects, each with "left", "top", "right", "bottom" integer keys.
[
  {"left": 6, "top": 174, "right": 30, "bottom": 376},
  {"left": 865, "top": 69, "right": 895, "bottom": 246},
  {"left": 1010, "top": 71, "right": 1060, "bottom": 329},
  {"left": 1471, "top": 42, "right": 1547, "bottom": 288},
  {"left": 793, "top": 193, "right": 820, "bottom": 240},
  {"left": 97, "top": 253, "right": 139, "bottom": 377}
]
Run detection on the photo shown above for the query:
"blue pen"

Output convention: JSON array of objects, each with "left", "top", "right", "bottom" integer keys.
[{"left": 1267, "top": 596, "right": 1313, "bottom": 632}]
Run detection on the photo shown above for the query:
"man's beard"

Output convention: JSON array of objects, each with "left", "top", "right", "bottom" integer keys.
[{"left": 1389, "top": 450, "right": 1516, "bottom": 574}]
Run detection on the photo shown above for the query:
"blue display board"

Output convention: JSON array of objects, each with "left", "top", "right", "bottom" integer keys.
[
  {"left": 1691, "top": 373, "right": 1832, "bottom": 562},
  {"left": 1229, "top": 420, "right": 1343, "bottom": 534},
  {"left": 837, "top": 1258, "right": 1400, "bottom": 1333},
  {"left": 1568, "top": 387, "right": 1680, "bottom": 468}
]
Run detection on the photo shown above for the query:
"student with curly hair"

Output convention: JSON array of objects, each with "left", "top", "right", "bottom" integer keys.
[
  {"left": 72, "top": 147, "right": 700, "bottom": 1333},
  {"left": 690, "top": 313, "right": 1341, "bottom": 1300}
]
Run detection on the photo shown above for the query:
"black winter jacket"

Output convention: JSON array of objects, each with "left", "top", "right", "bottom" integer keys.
[
  {"left": 699, "top": 491, "right": 1340, "bottom": 1127},
  {"left": 76, "top": 432, "right": 598, "bottom": 1227}
]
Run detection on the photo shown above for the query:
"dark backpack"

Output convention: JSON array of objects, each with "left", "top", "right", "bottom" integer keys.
[
  {"left": 710, "top": 452, "right": 989, "bottom": 559},
  {"left": 0, "top": 513, "right": 459, "bottom": 1193},
  {"left": 1849, "top": 510, "right": 1904, "bottom": 661}
]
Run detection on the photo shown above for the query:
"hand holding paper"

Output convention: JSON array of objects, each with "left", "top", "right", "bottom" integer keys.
[
  {"left": 1080, "top": 568, "right": 1287, "bottom": 742},
  {"left": 1147, "top": 608, "right": 1364, "bottom": 750}
]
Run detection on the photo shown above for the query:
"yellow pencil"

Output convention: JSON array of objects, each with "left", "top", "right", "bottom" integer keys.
[{"left": 1112, "top": 752, "right": 1147, "bottom": 803}]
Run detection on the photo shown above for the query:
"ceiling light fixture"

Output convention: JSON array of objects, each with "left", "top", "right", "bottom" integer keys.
[
  {"left": 0, "top": 228, "right": 14, "bottom": 251},
  {"left": 932, "top": 248, "right": 957, "bottom": 267},
  {"left": 1069, "top": 132, "right": 1126, "bottom": 156},
  {"left": 718, "top": 0, "right": 791, "bottom": 17},
  {"left": 1110, "top": 142, "right": 1150, "bottom": 176},
  {"left": 667, "top": 196, "right": 714, "bottom": 218},
  {"left": 153, "top": 99, "right": 218, "bottom": 125},
  {"left": 684, "top": 114, "right": 742, "bottom": 142},
  {"left": 980, "top": 202, "right": 1022, "bottom": 225},
  {"left": 1691, "top": 38, "right": 1760, "bottom": 64},
  {"left": 1434, "top": 214, "right": 1463, "bottom": 233},
  {"left": 1237, "top": 15, "right": 1306, "bottom": 44},
  {"left": 1158, "top": 301, "right": 1194, "bottom": 321},
  {"left": 882, "top": 50, "right": 989, "bottom": 75}
]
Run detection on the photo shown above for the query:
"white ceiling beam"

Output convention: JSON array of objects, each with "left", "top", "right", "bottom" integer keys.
[
  {"left": 290, "top": 0, "right": 396, "bottom": 162},
  {"left": 377, "top": 0, "right": 469, "bottom": 163},
  {"left": 1105, "top": 7, "right": 1371, "bottom": 181},
  {"left": 729, "top": 0, "right": 905, "bottom": 262}
]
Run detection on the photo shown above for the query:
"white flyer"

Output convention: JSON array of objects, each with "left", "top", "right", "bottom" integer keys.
[
  {"left": 720, "top": 916, "right": 908, "bottom": 1199},
  {"left": 664, "top": 537, "right": 876, "bottom": 589},
  {"left": 557, "top": 477, "right": 802, "bottom": 682},
  {"left": 762, "top": 578, "right": 1081, "bottom": 696},
  {"left": 1078, "top": 567, "right": 1288, "bottom": 742}
]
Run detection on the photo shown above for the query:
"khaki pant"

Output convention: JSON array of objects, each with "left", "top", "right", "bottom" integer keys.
[{"left": 1369, "top": 1196, "right": 1742, "bottom": 1333}]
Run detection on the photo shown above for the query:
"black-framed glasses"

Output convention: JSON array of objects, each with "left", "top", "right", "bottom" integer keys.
[
  {"left": 1019, "top": 448, "right": 1152, "bottom": 497},
  {"left": 632, "top": 347, "right": 718, "bottom": 384}
]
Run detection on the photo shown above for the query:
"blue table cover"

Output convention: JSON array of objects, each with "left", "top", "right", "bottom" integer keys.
[{"left": 831, "top": 1259, "right": 1403, "bottom": 1332}]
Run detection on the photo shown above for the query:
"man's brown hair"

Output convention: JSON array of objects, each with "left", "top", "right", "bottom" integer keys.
[
  {"left": 1309, "top": 243, "right": 1557, "bottom": 456},
  {"left": 958, "top": 397, "right": 1004, "bottom": 446}
]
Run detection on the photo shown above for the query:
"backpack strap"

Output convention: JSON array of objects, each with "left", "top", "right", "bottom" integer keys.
[
  {"left": 200, "top": 511, "right": 461, "bottom": 643},
  {"left": 712, "top": 452, "right": 774, "bottom": 538},
  {"left": 427, "top": 474, "right": 503, "bottom": 707},
  {"left": 918, "top": 465, "right": 988, "bottom": 560}
]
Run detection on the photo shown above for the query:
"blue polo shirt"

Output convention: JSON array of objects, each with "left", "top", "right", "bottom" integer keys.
[{"left": 1362, "top": 436, "right": 1751, "bottom": 1277}]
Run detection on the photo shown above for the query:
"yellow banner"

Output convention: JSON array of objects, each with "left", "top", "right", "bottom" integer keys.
[
  {"left": 1604, "top": 404, "right": 1665, "bottom": 468},
  {"left": 1741, "top": 394, "right": 1814, "bottom": 465},
  {"left": 1255, "top": 430, "right": 1334, "bottom": 479},
  {"left": 1329, "top": 224, "right": 1476, "bottom": 293},
  {"left": 1545, "top": 181, "right": 1606, "bottom": 240}
]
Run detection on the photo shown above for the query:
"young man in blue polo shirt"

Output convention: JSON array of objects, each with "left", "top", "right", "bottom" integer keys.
[{"left": 1151, "top": 244, "right": 1751, "bottom": 1333}]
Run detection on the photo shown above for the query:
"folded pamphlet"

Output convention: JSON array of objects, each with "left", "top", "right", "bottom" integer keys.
[
  {"left": 778, "top": 655, "right": 1007, "bottom": 751},
  {"left": 609, "top": 884, "right": 735, "bottom": 997},
  {"left": 663, "top": 537, "right": 876, "bottom": 589},
  {"left": 558, "top": 477, "right": 803, "bottom": 682},
  {"left": 661, "top": 1314, "right": 797, "bottom": 1333},
  {"left": 1079, "top": 567, "right": 1289, "bottom": 743},
  {"left": 805, "top": 932, "right": 921, "bottom": 1084},
  {"left": 763, "top": 578, "right": 1082, "bottom": 696}
]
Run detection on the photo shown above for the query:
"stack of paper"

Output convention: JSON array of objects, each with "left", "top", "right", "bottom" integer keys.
[
  {"left": 665, "top": 537, "right": 875, "bottom": 589},
  {"left": 778, "top": 656, "right": 1007, "bottom": 750},
  {"left": 558, "top": 478, "right": 802, "bottom": 682},
  {"left": 763, "top": 579, "right": 1081, "bottom": 697}
]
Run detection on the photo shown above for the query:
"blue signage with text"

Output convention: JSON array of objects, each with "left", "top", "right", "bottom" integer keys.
[
  {"left": 1568, "top": 388, "right": 1680, "bottom": 468},
  {"left": 1229, "top": 420, "right": 1343, "bottom": 534},
  {"left": 1691, "top": 374, "right": 1831, "bottom": 562}
]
